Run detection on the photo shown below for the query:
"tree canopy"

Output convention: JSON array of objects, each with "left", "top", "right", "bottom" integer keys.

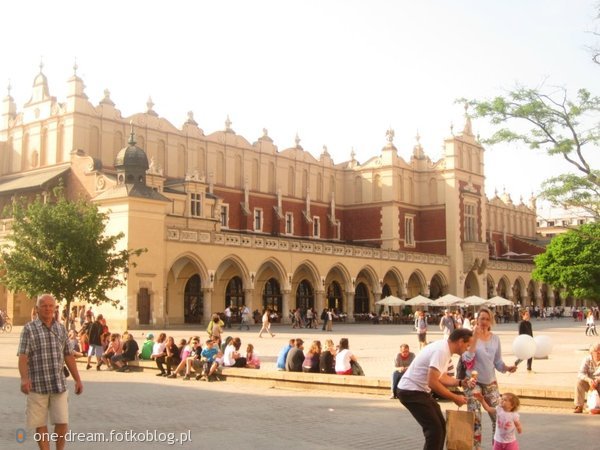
[
  {"left": 532, "top": 222, "right": 600, "bottom": 303},
  {"left": 0, "top": 187, "right": 145, "bottom": 314},
  {"left": 465, "top": 86, "right": 600, "bottom": 219}
]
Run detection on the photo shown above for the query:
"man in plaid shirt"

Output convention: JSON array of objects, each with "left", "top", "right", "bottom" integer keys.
[{"left": 18, "top": 294, "right": 83, "bottom": 449}]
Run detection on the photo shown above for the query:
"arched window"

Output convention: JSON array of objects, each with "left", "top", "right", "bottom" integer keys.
[
  {"left": 288, "top": 167, "right": 295, "bottom": 197},
  {"left": 317, "top": 173, "right": 323, "bottom": 202},
  {"left": 56, "top": 125, "right": 64, "bottom": 163},
  {"left": 329, "top": 175, "right": 336, "bottom": 200},
  {"left": 199, "top": 148, "right": 206, "bottom": 177},
  {"left": 89, "top": 126, "right": 100, "bottom": 159},
  {"left": 234, "top": 155, "right": 242, "bottom": 188},
  {"left": 302, "top": 169, "right": 308, "bottom": 196},
  {"left": 354, "top": 176, "right": 362, "bottom": 203},
  {"left": 263, "top": 278, "right": 282, "bottom": 313},
  {"left": 157, "top": 140, "right": 166, "bottom": 173},
  {"left": 184, "top": 274, "right": 203, "bottom": 324},
  {"left": 373, "top": 174, "right": 382, "bottom": 202},
  {"left": 225, "top": 276, "right": 244, "bottom": 308},
  {"left": 429, "top": 178, "right": 438, "bottom": 204},
  {"left": 327, "top": 281, "right": 343, "bottom": 310},
  {"left": 296, "top": 280, "right": 314, "bottom": 310},
  {"left": 178, "top": 144, "right": 186, "bottom": 178},
  {"left": 40, "top": 128, "right": 48, "bottom": 166},
  {"left": 217, "top": 152, "right": 225, "bottom": 184},
  {"left": 113, "top": 131, "right": 123, "bottom": 162},
  {"left": 252, "top": 159, "right": 259, "bottom": 191},
  {"left": 268, "top": 162, "right": 276, "bottom": 193},
  {"left": 354, "top": 282, "right": 369, "bottom": 314}
]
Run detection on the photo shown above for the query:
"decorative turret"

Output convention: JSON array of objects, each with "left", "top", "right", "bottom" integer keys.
[
  {"left": 25, "top": 59, "right": 52, "bottom": 105},
  {"left": 67, "top": 59, "right": 87, "bottom": 99},
  {"left": 462, "top": 103, "right": 474, "bottom": 136},
  {"left": 412, "top": 131, "right": 426, "bottom": 160},
  {"left": 1, "top": 81, "right": 17, "bottom": 128},
  {"left": 146, "top": 96, "right": 158, "bottom": 116},
  {"left": 114, "top": 123, "right": 149, "bottom": 186}
]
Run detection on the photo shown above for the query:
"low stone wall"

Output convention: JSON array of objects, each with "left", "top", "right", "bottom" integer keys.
[{"left": 76, "top": 358, "right": 574, "bottom": 407}]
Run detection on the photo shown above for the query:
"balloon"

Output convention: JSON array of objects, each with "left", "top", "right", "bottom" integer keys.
[
  {"left": 533, "top": 335, "right": 553, "bottom": 358},
  {"left": 512, "top": 334, "right": 536, "bottom": 361}
]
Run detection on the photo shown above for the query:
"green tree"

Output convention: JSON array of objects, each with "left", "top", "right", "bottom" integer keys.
[
  {"left": 532, "top": 222, "right": 600, "bottom": 303},
  {"left": 465, "top": 86, "right": 600, "bottom": 219},
  {"left": 0, "top": 187, "right": 145, "bottom": 316}
]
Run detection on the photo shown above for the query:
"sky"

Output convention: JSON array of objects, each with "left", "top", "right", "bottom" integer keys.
[{"left": 1, "top": 0, "right": 599, "bottom": 213}]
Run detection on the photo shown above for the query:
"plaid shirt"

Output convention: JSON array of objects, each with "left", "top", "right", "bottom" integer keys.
[{"left": 17, "top": 318, "right": 72, "bottom": 394}]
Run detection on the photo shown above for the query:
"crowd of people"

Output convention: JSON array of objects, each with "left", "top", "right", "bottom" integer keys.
[{"left": 18, "top": 296, "right": 600, "bottom": 450}]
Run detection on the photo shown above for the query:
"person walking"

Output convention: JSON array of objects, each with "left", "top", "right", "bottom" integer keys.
[
  {"left": 258, "top": 309, "right": 275, "bottom": 338},
  {"left": 518, "top": 309, "right": 534, "bottom": 371},
  {"left": 18, "top": 294, "right": 83, "bottom": 450},
  {"left": 397, "top": 329, "right": 472, "bottom": 450},
  {"left": 415, "top": 310, "right": 428, "bottom": 349},
  {"left": 239, "top": 304, "right": 251, "bottom": 331}
]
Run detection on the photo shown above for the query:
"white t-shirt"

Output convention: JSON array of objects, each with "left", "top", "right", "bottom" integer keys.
[
  {"left": 398, "top": 338, "right": 451, "bottom": 393},
  {"left": 335, "top": 349, "right": 354, "bottom": 372},
  {"left": 151, "top": 342, "right": 166, "bottom": 357},
  {"left": 223, "top": 344, "right": 236, "bottom": 367},
  {"left": 494, "top": 406, "right": 520, "bottom": 443}
]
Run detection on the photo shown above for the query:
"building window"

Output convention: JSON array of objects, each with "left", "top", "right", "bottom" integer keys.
[
  {"left": 547, "top": 220, "right": 554, "bottom": 227},
  {"left": 313, "top": 216, "right": 320, "bottom": 238},
  {"left": 405, "top": 215, "right": 415, "bottom": 247},
  {"left": 190, "top": 193, "right": 202, "bottom": 217},
  {"left": 254, "top": 208, "right": 263, "bottom": 232},
  {"left": 220, "top": 204, "right": 229, "bottom": 228},
  {"left": 285, "top": 212, "right": 294, "bottom": 235},
  {"left": 464, "top": 202, "right": 478, "bottom": 242}
]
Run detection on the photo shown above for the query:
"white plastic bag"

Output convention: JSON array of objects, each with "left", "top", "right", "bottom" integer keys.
[{"left": 587, "top": 390, "right": 600, "bottom": 410}]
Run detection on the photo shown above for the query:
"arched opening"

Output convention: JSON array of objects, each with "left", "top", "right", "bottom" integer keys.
[
  {"left": 326, "top": 281, "right": 343, "bottom": 310},
  {"left": 296, "top": 280, "right": 314, "bottom": 310},
  {"left": 407, "top": 272, "right": 425, "bottom": 298},
  {"left": 464, "top": 272, "right": 480, "bottom": 296},
  {"left": 354, "top": 282, "right": 370, "bottom": 314},
  {"left": 263, "top": 278, "right": 282, "bottom": 313},
  {"left": 487, "top": 275, "right": 495, "bottom": 298},
  {"left": 225, "top": 276, "right": 244, "bottom": 310},
  {"left": 184, "top": 274, "right": 203, "bottom": 324},
  {"left": 382, "top": 284, "right": 392, "bottom": 298},
  {"left": 429, "top": 274, "right": 445, "bottom": 299}
]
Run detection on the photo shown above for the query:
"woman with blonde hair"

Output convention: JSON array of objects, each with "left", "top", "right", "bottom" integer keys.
[
  {"left": 302, "top": 340, "right": 322, "bottom": 373},
  {"left": 461, "top": 306, "right": 517, "bottom": 449}
]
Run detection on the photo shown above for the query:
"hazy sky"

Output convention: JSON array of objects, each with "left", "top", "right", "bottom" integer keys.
[{"left": 1, "top": 1, "right": 598, "bottom": 209}]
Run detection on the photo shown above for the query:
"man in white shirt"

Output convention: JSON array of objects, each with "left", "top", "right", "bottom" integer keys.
[
  {"left": 397, "top": 328, "right": 473, "bottom": 450},
  {"left": 224, "top": 306, "right": 232, "bottom": 329}
]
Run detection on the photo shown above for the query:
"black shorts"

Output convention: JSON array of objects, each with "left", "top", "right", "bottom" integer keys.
[{"left": 418, "top": 333, "right": 427, "bottom": 343}]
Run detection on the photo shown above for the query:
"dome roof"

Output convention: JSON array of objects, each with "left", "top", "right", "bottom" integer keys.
[{"left": 114, "top": 128, "right": 149, "bottom": 170}]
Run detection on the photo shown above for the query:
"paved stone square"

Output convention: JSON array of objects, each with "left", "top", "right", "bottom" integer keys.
[{"left": 1, "top": 318, "right": 598, "bottom": 449}]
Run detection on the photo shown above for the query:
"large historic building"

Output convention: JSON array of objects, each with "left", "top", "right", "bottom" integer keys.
[{"left": 0, "top": 67, "right": 564, "bottom": 328}]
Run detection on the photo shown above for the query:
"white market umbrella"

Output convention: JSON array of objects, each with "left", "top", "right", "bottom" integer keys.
[
  {"left": 433, "top": 294, "right": 463, "bottom": 307},
  {"left": 487, "top": 296, "right": 515, "bottom": 307},
  {"left": 375, "top": 295, "right": 406, "bottom": 306},
  {"left": 405, "top": 295, "right": 434, "bottom": 306},
  {"left": 460, "top": 295, "right": 489, "bottom": 307}
]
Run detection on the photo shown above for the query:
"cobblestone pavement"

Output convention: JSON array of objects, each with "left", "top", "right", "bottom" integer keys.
[{"left": 2, "top": 318, "right": 598, "bottom": 449}]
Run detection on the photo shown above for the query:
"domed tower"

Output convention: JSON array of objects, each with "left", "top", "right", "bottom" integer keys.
[{"left": 115, "top": 124, "right": 149, "bottom": 186}]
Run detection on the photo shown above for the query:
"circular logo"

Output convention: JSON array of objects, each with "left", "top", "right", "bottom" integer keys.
[{"left": 16, "top": 428, "right": 26, "bottom": 443}]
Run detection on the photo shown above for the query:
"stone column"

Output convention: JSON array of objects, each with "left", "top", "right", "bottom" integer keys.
[
  {"left": 373, "top": 292, "right": 381, "bottom": 313},
  {"left": 282, "top": 291, "right": 291, "bottom": 324},
  {"left": 244, "top": 288, "right": 254, "bottom": 313},
  {"left": 202, "top": 288, "right": 213, "bottom": 324},
  {"left": 346, "top": 292, "right": 355, "bottom": 323},
  {"left": 315, "top": 290, "right": 324, "bottom": 315}
]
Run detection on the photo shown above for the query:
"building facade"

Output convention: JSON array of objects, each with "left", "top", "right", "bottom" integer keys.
[{"left": 0, "top": 67, "right": 567, "bottom": 328}]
